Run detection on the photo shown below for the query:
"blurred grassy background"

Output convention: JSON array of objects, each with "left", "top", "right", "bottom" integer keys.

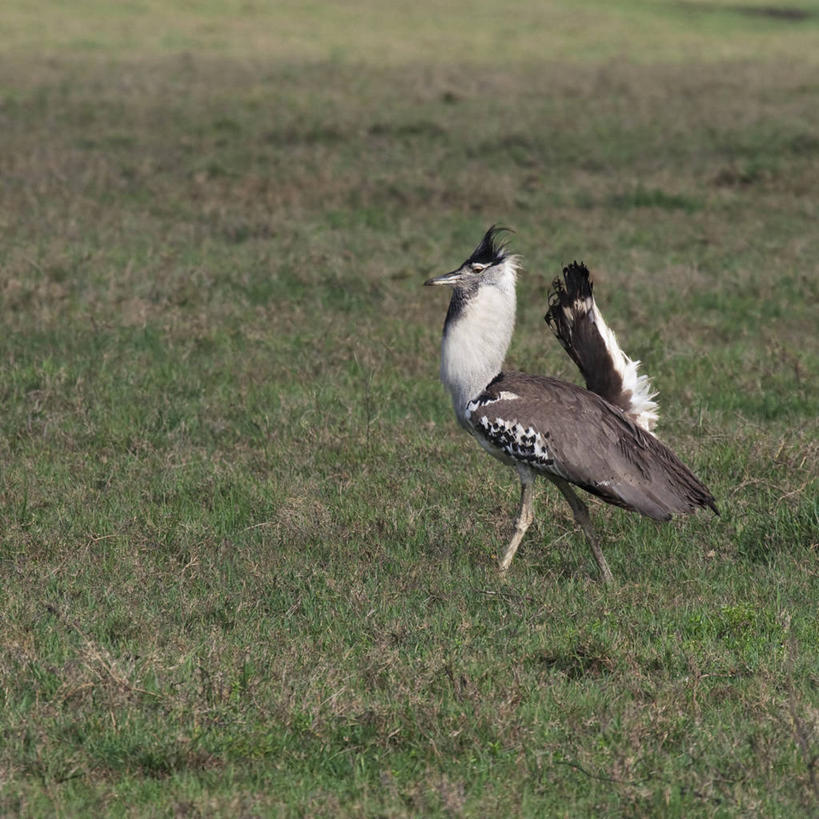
[
  {"left": 1, "top": 1, "right": 817, "bottom": 816},
  {"left": 4, "top": 0, "right": 819, "bottom": 63}
]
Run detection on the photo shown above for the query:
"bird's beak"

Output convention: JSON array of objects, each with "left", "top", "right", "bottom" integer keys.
[{"left": 424, "top": 267, "right": 464, "bottom": 287}]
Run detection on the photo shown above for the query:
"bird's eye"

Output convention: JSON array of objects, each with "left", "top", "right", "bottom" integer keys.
[{"left": 471, "top": 262, "right": 489, "bottom": 272}]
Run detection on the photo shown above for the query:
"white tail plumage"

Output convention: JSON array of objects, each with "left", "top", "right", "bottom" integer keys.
[
  {"left": 587, "top": 299, "right": 659, "bottom": 432},
  {"left": 545, "top": 262, "right": 659, "bottom": 433}
]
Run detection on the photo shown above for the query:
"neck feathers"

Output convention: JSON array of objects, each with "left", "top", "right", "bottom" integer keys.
[{"left": 440, "top": 257, "right": 518, "bottom": 424}]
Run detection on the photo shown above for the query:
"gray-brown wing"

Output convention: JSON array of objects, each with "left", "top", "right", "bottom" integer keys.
[{"left": 465, "top": 371, "right": 717, "bottom": 520}]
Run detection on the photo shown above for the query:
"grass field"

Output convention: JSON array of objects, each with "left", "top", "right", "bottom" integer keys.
[{"left": 1, "top": 0, "right": 817, "bottom": 815}]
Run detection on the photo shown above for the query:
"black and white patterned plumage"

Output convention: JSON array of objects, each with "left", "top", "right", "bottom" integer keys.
[{"left": 465, "top": 374, "right": 564, "bottom": 474}]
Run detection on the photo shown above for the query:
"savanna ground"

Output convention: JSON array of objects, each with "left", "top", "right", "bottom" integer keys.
[{"left": 1, "top": 1, "right": 817, "bottom": 815}]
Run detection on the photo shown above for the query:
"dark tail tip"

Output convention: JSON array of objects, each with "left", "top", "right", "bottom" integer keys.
[
  {"left": 561, "top": 260, "right": 593, "bottom": 299},
  {"left": 545, "top": 260, "right": 593, "bottom": 327}
]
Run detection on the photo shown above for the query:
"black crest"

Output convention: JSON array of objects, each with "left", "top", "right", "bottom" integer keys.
[{"left": 467, "top": 225, "right": 512, "bottom": 267}]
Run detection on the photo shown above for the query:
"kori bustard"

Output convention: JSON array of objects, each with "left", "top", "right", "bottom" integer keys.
[{"left": 424, "top": 227, "right": 717, "bottom": 583}]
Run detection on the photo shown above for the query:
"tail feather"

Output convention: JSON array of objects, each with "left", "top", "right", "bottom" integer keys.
[{"left": 545, "top": 261, "right": 659, "bottom": 433}]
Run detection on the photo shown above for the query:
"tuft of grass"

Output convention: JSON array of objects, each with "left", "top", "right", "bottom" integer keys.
[{"left": 608, "top": 185, "right": 703, "bottom": 212}]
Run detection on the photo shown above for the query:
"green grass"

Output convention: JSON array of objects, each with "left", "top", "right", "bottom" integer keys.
[{"left": 1, "top": 1, "right": 818, "bottom": 815}]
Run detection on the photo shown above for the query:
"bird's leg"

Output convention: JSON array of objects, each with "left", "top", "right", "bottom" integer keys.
[
  {"left": 498, "top": 469, "right": 535, "bottom": 575},
  {"left": 552, "top": 478, "right": 614, "bottom": 585}
]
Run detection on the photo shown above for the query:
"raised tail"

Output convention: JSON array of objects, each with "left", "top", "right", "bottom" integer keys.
[{"left": 545, "top": 261, "right": 659, "bottom": 433}]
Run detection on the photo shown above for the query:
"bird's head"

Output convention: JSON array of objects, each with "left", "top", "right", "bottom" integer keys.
[{"left": 424, "top": 226, "right": 517, "bottom": 289}]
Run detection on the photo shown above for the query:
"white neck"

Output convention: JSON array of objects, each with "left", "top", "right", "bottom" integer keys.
[{"left": 440, "top": 258, "right": 518, "bottom": 425}]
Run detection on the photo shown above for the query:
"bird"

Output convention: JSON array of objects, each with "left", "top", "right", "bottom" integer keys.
[{"left": 424, "top": 226, "right": 717, "bottom": 583}]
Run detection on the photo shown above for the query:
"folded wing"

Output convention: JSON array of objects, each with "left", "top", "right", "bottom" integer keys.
[{"left": 466, "top": 372, "right": 717, "bottom": 519}]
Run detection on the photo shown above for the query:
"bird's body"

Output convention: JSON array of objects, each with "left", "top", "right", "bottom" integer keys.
[
  {"left": 425, "top": 227, "right": 716, "bottom": 583},
  {"left": 466, "top": 371, "right": 715, "bottom": 520}
]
